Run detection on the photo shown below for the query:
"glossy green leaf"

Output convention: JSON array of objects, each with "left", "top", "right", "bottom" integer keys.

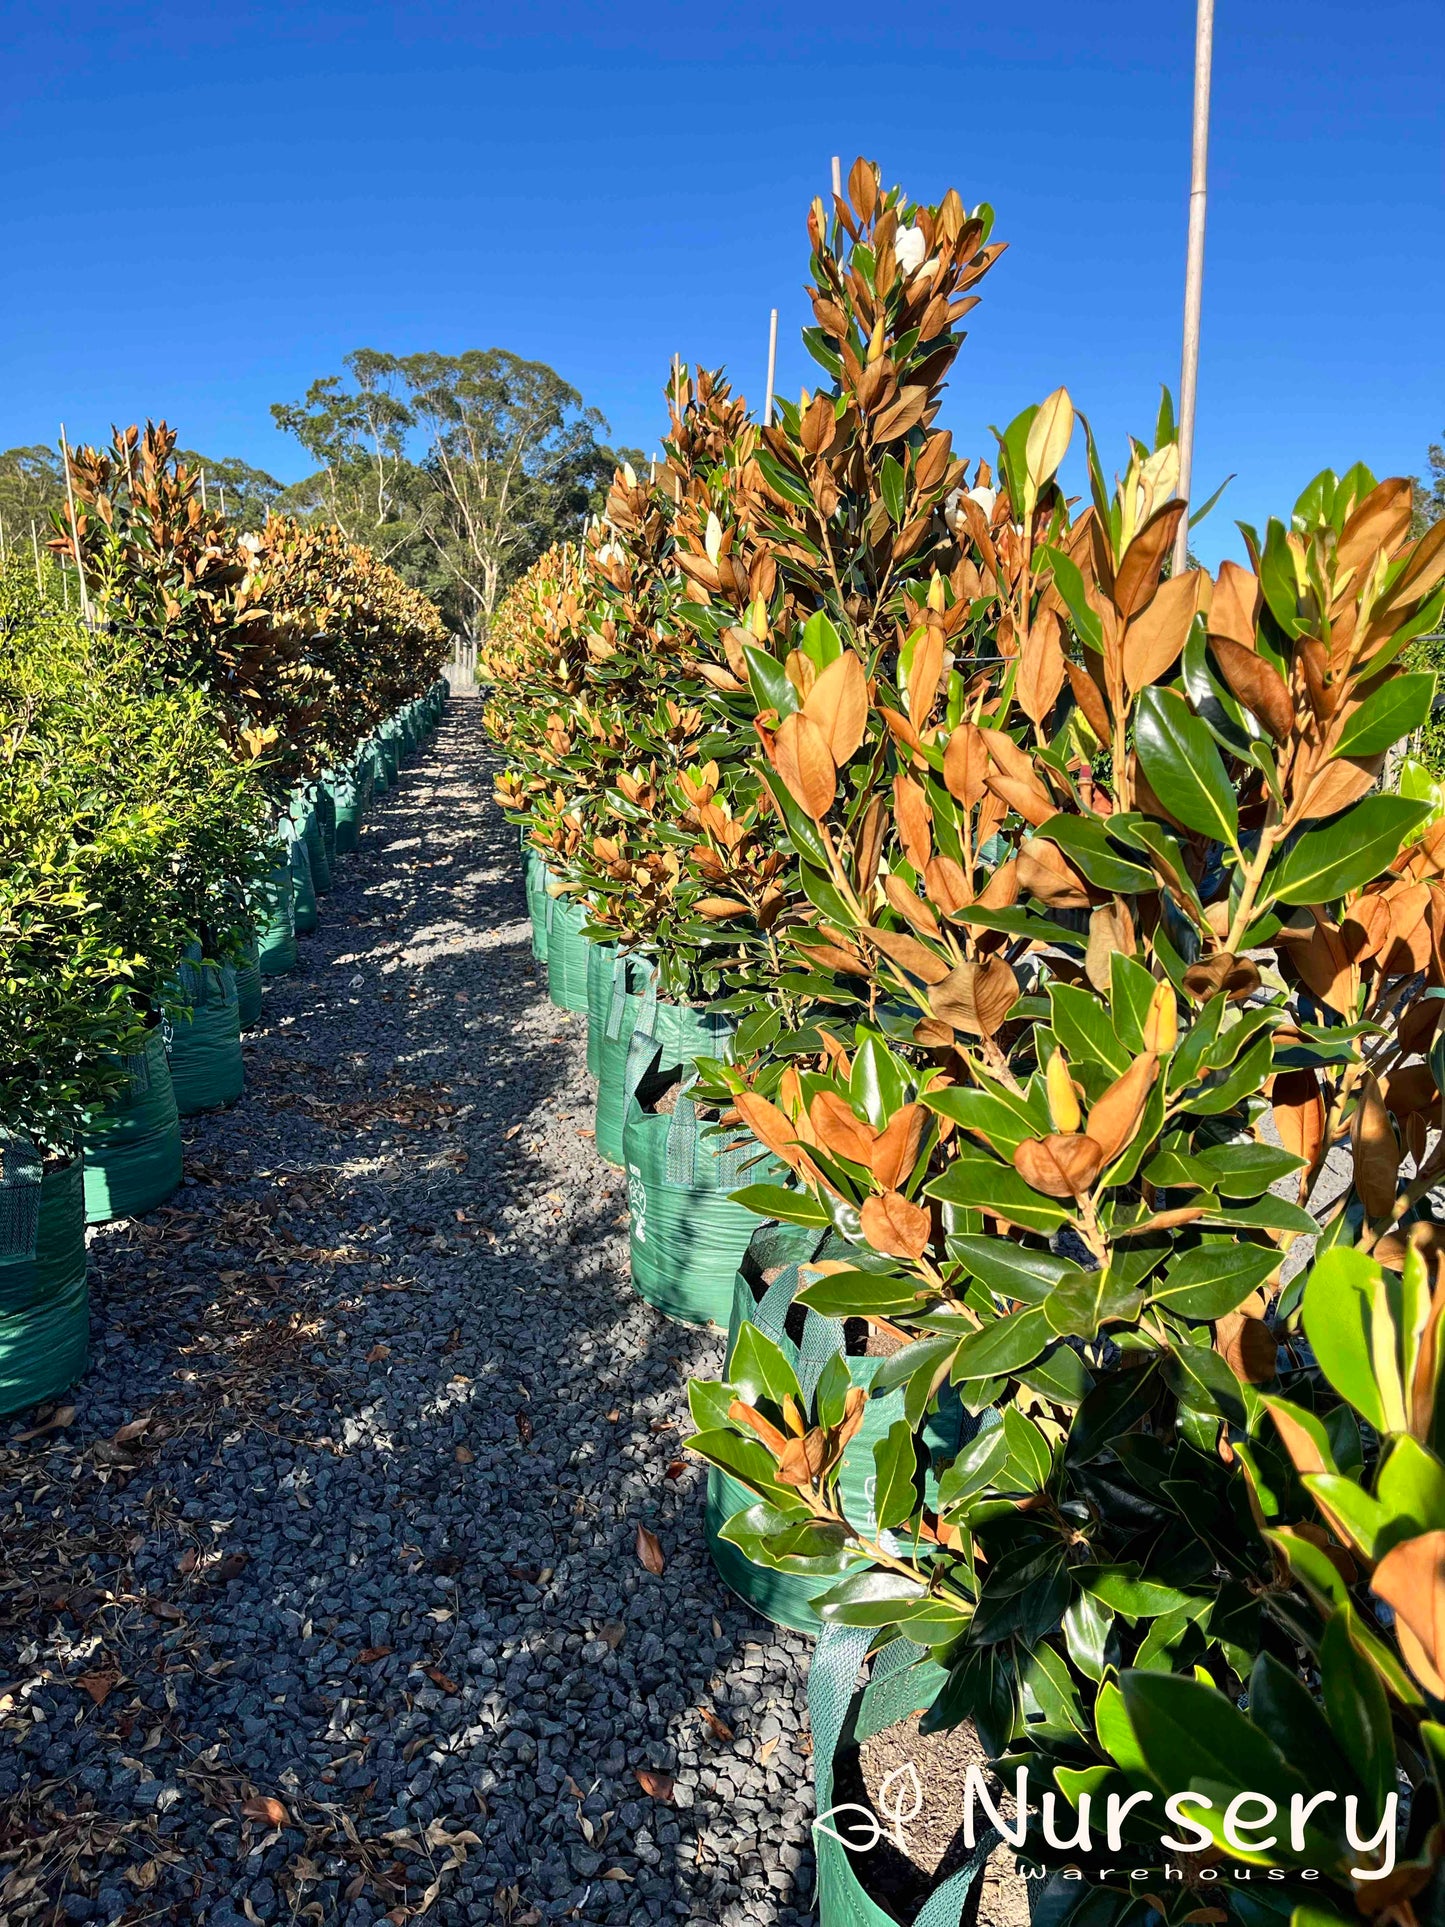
[
  {"left": 949, "top": 1306, "right": 1052, "bottom": 1381},
  {"left": 729, "top": 1324, "right": 802, "bottom": 1410},
  {"left": 1043, "top": 1268, "right": 1144, "bottom": 1339},
  {"left": 1194, "top": 1141, "right": 1304, "bottom": 1196},
  {"left": 1150, "top": 1241, "right": 1281, "bottom": 1319},
  {"left": 1135, "top": 686, "right": 1239, "bottom": 849},
  {"left": 729, "top": 1182, "right": 828, "bottom": 1227},
  {"left": 1302, "top": 1247, "right": 1388, "bottom": 1432},
  {"left": 947, "top": 1233, "right": 1083, "bottom": 1305},
  {"left": 873, "top": 1420, "right": 920, "bottom": 1531},
  {"left": 1036, "top": 814, "right": 1155, "bottom": 896},
  {"left": 925, "top": 1153, "right": 1071, "bottom": 1233},
  {"left": 1049, "top": 982, "right": 1132, "bottom": 1077},
  {"left": 812, "top": 1568, "right": 928, "bottom": 1624},
  {"left": 1331, "top": 672, "right": 1435, "bottom": 760},
  {"left": 1271, "top": 795, "right": 1432, "bottom": 905}
]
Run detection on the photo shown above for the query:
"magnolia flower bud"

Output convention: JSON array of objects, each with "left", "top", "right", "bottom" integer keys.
[
  {"left": 1143, "top": 981, "right": 1178, "bottom": 1054},
  {"left": 927, "top": 571, "right": 946, "bottom": 613},
  {"left": 1046, "top": 1050, "right": 1082, "bottom": 1134},
  {"left": 967, "top": 485, "right": 998, "bottom": 518},
  {"left": 895, "top": 225, "right": 926, "bottom": 276}
]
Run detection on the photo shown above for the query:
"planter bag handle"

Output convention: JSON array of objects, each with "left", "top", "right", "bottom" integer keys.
[
  {"left": 661, "top": 1010, "right": 742, "bottom": 1185},
  {"left": 605, "top": 952, "right": 655, "bottom": 1043},
  {"left": 810, "top": 1623, "right": 997, "bottom": 1927},
  {"left": 0, "top": 1131, "right": 43, "bottom": 1261}
]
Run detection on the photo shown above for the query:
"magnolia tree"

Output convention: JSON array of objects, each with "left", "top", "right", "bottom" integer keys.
[{"left": 484, "top": 158, "right": 1445, "bottom": 1923}]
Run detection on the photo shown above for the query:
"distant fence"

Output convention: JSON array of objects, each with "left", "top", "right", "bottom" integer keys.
[{"left": 445, "top": 636, "right": 478, "bottom": 696}]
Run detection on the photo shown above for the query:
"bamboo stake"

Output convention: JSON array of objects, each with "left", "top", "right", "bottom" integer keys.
[
  {"left": 1172, "top": 0, "right": 1215, "bottom": 575},
  {"left": 763, "top": 308, "right": 779, "bottom": 429},
  {"left": 831, "top": 155, "right": 842, "bottom": 199},
  {"left": 199, "top": 468, "right": 208, "bottom": 511},
  {"left": 218, "top": 482, "right": 227, "bottom": 519},
  {"left": 0, "top": 512, "right": 7, "bottom": 561},
  {"left": 30, "top": 520, "right": 41, "bottom": 593},
  {"left": 58, "top": 425, "right": 91, "bottom": 623}
]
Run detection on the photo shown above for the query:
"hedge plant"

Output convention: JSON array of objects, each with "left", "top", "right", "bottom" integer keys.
[{"left": 0, "top": 558, "right": 268, "bottom": 1156}]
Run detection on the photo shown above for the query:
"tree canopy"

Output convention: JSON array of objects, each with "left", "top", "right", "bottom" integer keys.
[{"left": 272, "top": 347, "right": 636, "bottom": 634}]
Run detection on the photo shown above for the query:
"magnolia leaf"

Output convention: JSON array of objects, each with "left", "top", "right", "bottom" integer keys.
[{"left": 1134, "top": 686, "right": 1239, "bottom": 849}]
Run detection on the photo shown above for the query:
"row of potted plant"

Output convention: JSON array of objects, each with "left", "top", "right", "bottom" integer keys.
[
  {"left": 0, "top": 430, "right": 450, "bottom": 1419},
  {"left": 482, "top": 158, "right": 1445, "bottom": 1927}
]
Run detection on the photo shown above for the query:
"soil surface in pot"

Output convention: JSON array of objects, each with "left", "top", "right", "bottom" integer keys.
[{"left": 834, "top": 1706, "right": 1028, "bottom": 1926}]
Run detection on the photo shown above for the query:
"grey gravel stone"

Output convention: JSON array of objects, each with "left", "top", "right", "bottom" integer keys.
[{"left": 1, "top": 702, "right": 814, "bottom": 1926}]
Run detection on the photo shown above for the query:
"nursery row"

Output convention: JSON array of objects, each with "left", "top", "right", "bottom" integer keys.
[
  {"left": 1, "top": 427, "right": 450, "bottom": 1420},
  {"left": 482, "top": 159, "right": 1445, "bottom": 1927}
]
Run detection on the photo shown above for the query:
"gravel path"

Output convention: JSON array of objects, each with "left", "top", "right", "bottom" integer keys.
[{"left": 1, "top": 699, "right": 816, "bottom": 1927}]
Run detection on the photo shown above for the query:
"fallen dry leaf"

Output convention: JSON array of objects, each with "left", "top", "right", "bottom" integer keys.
[
  {"left": 454, "top": 1444, "right": 474, "bottom": 1464},
  {"left": 75, "top": 1671, "right": 119, "bottom": 1706},
  {"left": 698, "top": 1706, "right": 734, "bottom": 1743},
  {"left": 14, "top": 1403, "right": 76, "bottom": 1442},
  {"left": 757, "top": 1734, "right": 779, "bottom": 1765},
  {"left": 425, "top": 1667, "right": 460, "bottom": 1695},
  {"left": 240, "top": 1795, "right": 290, "bottom": 1828},
  {"left": 598, "top": 1622, "right": 626, "bottom": 1651},
  {"left": 358, "top": 1646, "right": 392, "bottom": 1664},
  {"left": 365, "top": 1344, "right": 390, "bottom": 1364},
  {"left": 634, "top": 1768, "right": 675, "bottom": 1803},
  {"left": 634, "top": 1524, "right": 665, "bottom": 1575},
  {"left": 664, "top": 1460, "right": 685, "bottom": 1480},
  {"left": 216, "top": 1552, "right": 248, "bottom": 1582},
  {"left": 515, "top": 1411, "right": 533, "bottom": 1442},
  {"left": 113, "top": 1417, "right": 151, "bottom": 1445},
  {"left": 606, "top": 1409, "right": 620, "bottom": 1422}
]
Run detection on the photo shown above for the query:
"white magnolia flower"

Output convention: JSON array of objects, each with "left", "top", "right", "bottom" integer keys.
[
  {"left": 895, "top": 225, "right": 926, "bottom": 276},
  {"left": 967, "top": 485, "right": 998, "bottom": 518}
]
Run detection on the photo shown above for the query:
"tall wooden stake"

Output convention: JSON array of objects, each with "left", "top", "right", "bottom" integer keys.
[
  {"left": 30, "top": 520, "right": 42, "bottom": 593},
  {"left": 763, "top": 309, "right": 779, "bottom": 429},
  {"left": 199, "top": 468, "right": 208, "bottom": 512},
  {"left": 1173, "top": 0, "right": 1215, "bottom": 575},
  {"left": 58, "top": 425, "right": 91, "bottom": 623},
  {"left": 831, "top": 155, "right": 842, "bottom": 199}
]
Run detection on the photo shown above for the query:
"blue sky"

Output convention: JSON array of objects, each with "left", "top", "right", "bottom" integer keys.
[{"left": 1, "top": 0, "right": 1440, "bottom": 563}]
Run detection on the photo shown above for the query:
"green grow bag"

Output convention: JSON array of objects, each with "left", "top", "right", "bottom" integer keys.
[
  {"left": 379, "top": 731, "right": 400, "bottom": 786},
  {"left": 544, "top": 890, "right": 590, "bottom": 1014},
  {"left": 0, "top": 1155, "right": 89, "bottom": 1418},
  {"left": 290, "top": 833, "right": 318, "bottom": 935},
  {"left": 585, "top": 936, "right": 617, "bottom": 1076},
  {"left": 257, "top": 855, "right": 297, "bottom": 975},
  {"left": 811, "top": 1624, "right": 996, "bottom": 1927},
  {"left": 524, "top": 850, "right": 550, "bottom": 964},
  {"left": 236, "top": 937, "right": 263, "bottom": 1031},
  {"left": 332, "top": 771, "right": 362, "bottom": 854},
  {"left": 303, "top": 807, "right": 332, "bottom": 895},
  {"left": 706, "top": 1222, "right": 975, "bottom": 1632},
  {"left": 594, "top": 954, "right": 654, "bottom": 1168},
  {"left": 167, "top": 959, "right": 244, "bottom": 1114},
  {"left": 82, "top": 1028, "right": 183, "bottom": 1224},
  {"left": 619, "top": 999, "right": 762, "bottom": 1326}
]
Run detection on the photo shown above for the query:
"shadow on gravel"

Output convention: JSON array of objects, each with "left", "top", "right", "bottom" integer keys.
[{"left": 0, "top": 703, "right": 814, "bottom": 1927}]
